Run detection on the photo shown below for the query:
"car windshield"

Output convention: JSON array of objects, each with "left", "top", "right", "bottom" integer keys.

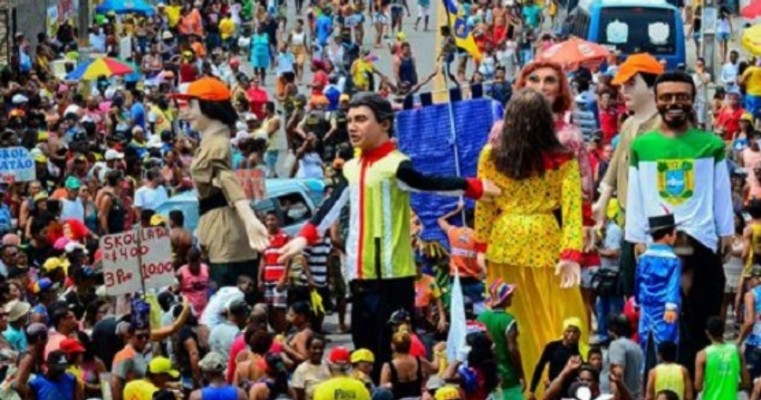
[{"left": 597, "top": 6, "right": 676, "bottom": 55}]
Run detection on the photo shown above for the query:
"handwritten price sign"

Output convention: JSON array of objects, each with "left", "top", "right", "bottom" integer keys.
[{"left": 100, "top": 227, "right": 175, "bottom": 295}]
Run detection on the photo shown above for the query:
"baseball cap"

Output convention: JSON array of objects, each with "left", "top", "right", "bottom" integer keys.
[
  {"left": 60, "top": 338, "right": 86, "bottom": 354},
  {"left": 340, "top": 94, "right": 350, "bottom": 103},
  {"left": 65, "top": 176, "right": 82, "bottom": 190},
  {"left": 170, "top": 77, "right": 231, "bottom": 102},
  {"left": 199, "top": 351, "right": 227, "bottom": 372},
  {"left": 148, "top": 357, "right": 180, "bottom": 378},
  {"left": 161, "top": 31, "right": 173, "bottom": 40},
  {"left": 742, "top": 112, "right": 754, "bottom": 122},
  {"left": 230, "top": 57, "right": 240, "bottom": 67},
  {"left": 611, "top": 53, "right": 664, "bottom": 85},
  {"left": 47, "top": 350, "right": 70, "bottom": 367},
  {"left": 435, "top": 386, "right": 463, "bottom": 400},
  {"left": 105, "top": 149, "right": 125, "bottom": 161},
  {"left": 350, "top": 348, "right": 375, "bottom": 364},
  {"left": 751, "top": 265, "right": 761, "bottom": 278},
  {"left": 328, "top": 346, "right": 351, "bottom": 364}
]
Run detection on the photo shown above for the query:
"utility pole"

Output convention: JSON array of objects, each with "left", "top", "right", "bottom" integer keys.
[
  {"left": 702, "top": 0, "right": 717, "bottom": 79},
  {"left": 701, "top": 0, "right": 717, "bottom": 129}
]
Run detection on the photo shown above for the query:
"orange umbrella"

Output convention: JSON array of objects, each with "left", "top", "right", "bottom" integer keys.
[{"left": 537, "top": 37, "right": 611, "bottom": 71}]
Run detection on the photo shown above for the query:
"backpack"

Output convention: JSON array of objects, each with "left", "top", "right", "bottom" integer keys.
[{"left": 591, "top": 268, "right": 621, "bottom": 297}]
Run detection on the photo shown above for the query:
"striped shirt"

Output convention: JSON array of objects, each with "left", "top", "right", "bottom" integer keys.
[
  {"left": 303, "top": 238, "right": 332, "bottom": 287},
  {"left": 263, "top": 231, "right": 291, "bottom": 282}
]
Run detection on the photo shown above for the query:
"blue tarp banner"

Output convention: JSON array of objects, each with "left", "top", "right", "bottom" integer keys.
[{"left": 396, "top": 98, "right": 502, "bottom": 247}]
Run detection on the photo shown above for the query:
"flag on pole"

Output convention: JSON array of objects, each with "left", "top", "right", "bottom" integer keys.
[
  {"left": 446, "top": 270, "right": 467, "bottom": 362},
  {"left": 442, "top": 0, "right": 482, "bottom": 62}
]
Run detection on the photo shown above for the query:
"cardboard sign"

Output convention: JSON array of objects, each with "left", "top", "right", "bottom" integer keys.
[
  {"left": 0, "top": 147, "right": 35, "bottom": 183},
  {"left": 236, "top": 168, "right": 267, "bottom": 200},
  {"left": 100, "top": 227, "right": 174, "bottom": 295}
]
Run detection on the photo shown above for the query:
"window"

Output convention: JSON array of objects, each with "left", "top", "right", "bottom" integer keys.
[
  {"left": 278, "top": 193, "right": 312, "bottom": 226},
  {"left": 597, "top": 7, "right": 676, "bottom": 55}
]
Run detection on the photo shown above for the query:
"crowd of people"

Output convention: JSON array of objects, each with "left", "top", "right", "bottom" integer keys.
[{"left": 0, "top": 0, "right": 759, "bottom": 399}]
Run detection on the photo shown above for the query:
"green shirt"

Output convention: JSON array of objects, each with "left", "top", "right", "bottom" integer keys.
[
  {"left": 703, "top": 343, "right": 741, "bottom": 400},
  {"left": 477, "top": 309, "right": 519, "bottom": 388}
]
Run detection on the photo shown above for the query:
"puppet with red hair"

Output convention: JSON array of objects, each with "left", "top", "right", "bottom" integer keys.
[{"left": 481, "top": 62, "right": 595, "bottom": 393}]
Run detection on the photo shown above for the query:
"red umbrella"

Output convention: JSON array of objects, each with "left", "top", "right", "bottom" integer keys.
[
  {"left": 743, "top": 0, "right": 761, "bottom": 19},
  {"left": 536, "top": 37, "right": 611, "bottom": 71}
]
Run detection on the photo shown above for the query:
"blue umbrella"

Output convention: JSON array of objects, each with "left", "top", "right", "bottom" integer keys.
[{"left": 95, "top": 0, "right": 155, "bottom": 16}]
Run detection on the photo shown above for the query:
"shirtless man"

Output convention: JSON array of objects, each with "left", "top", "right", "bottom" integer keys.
[{"left": 169, "top": 210, "right": 193, "bottom": 269}]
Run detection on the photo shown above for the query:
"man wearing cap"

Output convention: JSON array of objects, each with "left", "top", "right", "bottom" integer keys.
[
  {"left": 3, "top": 300, "right": 30, "bottom": 351},
  {"left": 189, "top": 352, "right": 247, "bottom": 400},
  {"left": 123, "top": 356, "right": 179, "bottom": 400},
  {"left": 313, "top": 346, "right": 371, "bottom": 400},
  {"left": 90, "top": 149, "right": 124, "bottom": 183},
  {"left": 278, "top": 93, "right": 498, "bottom": 377},
  {"left": 593, "top": 53, "right": 664, "bottom": 296},
  {"left": 18, "top": 350, "right": 82, "bottom": 400},
  {"left": 59, "top": 176, "right": 85, "bottom": 223},
  {"left": 626, "top": 71, "right": 734, "bottom": 371}
]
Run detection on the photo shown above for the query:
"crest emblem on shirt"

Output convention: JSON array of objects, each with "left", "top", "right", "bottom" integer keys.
[{"left": 657, "top": 159, "right": 694, "bottom": 206}]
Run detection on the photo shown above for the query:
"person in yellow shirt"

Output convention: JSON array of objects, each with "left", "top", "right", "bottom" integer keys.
[
  {"left": 740, "top": 59, "right": 761, "bottom": 120},
  {"left": 163, "top": 2, "right": 182, "bottom": 28},
  {"left": 314, "top": 347, "right": 371, "bottom": 400},
  {"left": 123, "top": 357, "right": 179, "bottom": 400},
  {"left": 220, "top": 13, "right": 237, "bottom": 49}
]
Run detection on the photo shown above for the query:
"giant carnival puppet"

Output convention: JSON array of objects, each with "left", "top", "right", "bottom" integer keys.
[
  {"left": 478, "top": 82, "right": 587, "bottom": 399},
  {"left": 488, "top": 61, "right": 597, "bottom": 334},
  {"left": 170, "top": 77, "right": 270, "bottom": 286},
  {"left": 624, "top": 70, "right": 733, "bottom": 372},
  {"left": 592, "top": 53, "right": 664, "bottom": 297},
  {"left": 278, "top": 92, "right": 499, "bottom": 377}
]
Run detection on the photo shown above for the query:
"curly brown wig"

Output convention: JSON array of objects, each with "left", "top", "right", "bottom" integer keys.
[{"left": 490, "top": 89, "right": 565, "bottom": 180}]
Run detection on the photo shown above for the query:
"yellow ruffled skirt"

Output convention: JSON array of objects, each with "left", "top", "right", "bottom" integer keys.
[{"left": 488, "top": 263, "right": 587, "bottom": 397}]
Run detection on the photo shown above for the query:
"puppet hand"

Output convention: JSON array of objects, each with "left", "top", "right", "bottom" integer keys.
[
  {"left": 480, "top": 179, "right": 501, "bottom": 202},
  {"left": 245, "top": 216, "right": 269, "bottom": 252},
  {"left": 277, "top": 237, "right": 308, "bottom": 263},
  {"left": 555, "top": 260, "right": 581, "bottom": 289}
]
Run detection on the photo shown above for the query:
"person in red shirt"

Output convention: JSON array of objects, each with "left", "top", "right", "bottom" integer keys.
[
  {"left": 258, "top": 211, "right": 291, "bottom": 333},
  {"left": 246, "top": 77, "right": 269, "bottom": 120},
  {"left": 310, "top": 61, "right": 329, "bottom": 97},
  {"left": 715, "top": 91, "right": 746, "bottom": 141},
  {"left": 178, "top": 51, "right": 198, "bottom": 84},
  {"left": 598, "top": 92, "right": 620, "bottom": 144}
]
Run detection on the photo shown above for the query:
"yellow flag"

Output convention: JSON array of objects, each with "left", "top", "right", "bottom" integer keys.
[{"left": 442, "top": 0, "right": 482, "bottom": 62}]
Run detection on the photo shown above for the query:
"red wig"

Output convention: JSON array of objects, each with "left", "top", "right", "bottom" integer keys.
[{"left": 514, "top": 61, "right": 573, "bottom": 115}]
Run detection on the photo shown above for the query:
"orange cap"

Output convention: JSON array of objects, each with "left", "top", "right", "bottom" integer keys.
[
  {"left": 611, "top": 53, "right": 664, "bottom": 85},
  {"left": 170, "top": 77, "right": 231, "bottom": 102}
]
